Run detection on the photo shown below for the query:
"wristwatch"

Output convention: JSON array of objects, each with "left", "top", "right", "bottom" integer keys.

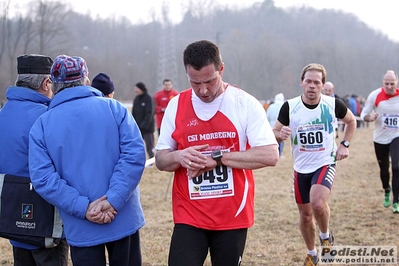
[
  {"left": 340, "top": 140, "right": 350, "bottom": 148},
  {"left": 211, "top": 150, "right": 223, "bottom": 166}
]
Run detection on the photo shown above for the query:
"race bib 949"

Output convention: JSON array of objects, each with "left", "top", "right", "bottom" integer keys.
[{"left": 189, "top": 165, "right": 234, "bottom": 200}]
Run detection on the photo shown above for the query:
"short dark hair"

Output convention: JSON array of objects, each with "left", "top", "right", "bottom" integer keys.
[
  {"left": 183, "top": 40, "right": 223, "bottom": 71},
  {"left": 163, "top": 79, "right": 172, "bottom": 84}
]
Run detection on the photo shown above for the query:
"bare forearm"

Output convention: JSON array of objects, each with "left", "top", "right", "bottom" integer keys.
[
  {"left": 222, "top": 145, "right": 278, "bottom": 170},
  {"left": 155, "top": 150, "right": 181, "bottom": 172},
  {"left": 155, "top": 144, "right": 209, "bottom": 172},
  {"left": 272, "top": 128, "right": 283, "bottom": 143},
  {"left": 341, "top": 112, "right": 357, "bottom": 142}
]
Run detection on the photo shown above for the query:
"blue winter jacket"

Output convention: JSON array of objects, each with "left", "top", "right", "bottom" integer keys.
[
  {"left": 0, "top": 86, "right": 51, "bottom": 249},
  {"left": 29, "top": 86, "right": 146, "bottom": 247}
]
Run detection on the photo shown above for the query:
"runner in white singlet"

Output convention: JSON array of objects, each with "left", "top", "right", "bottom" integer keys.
[{"left": 272, "top": 63, "right": 357, "bottom": 266}]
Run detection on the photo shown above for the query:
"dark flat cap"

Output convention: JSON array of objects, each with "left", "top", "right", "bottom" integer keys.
[{"left": 17, "top": 54, "right": 53, "bottom": 74}]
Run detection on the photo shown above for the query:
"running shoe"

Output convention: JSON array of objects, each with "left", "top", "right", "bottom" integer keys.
[
  {"left": 393, "top": 203, "right": 399, "bottom": 213},
  {"left": 303, "top": 254, "right": 318, "bottom": 266},
  {"left": 384, "top": 190, "right": 391, "bottom": 208},
  {"left": 320, "top": 231, "right": 334, "bottom": 246}
]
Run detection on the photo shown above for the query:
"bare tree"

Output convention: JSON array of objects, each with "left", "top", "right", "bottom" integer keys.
[
  {"left": 0, "top": 0, "right": 71, "bottom": 96},
  {"left": 0, "top": 0, "right": 11, "bottom": 100},
  {"left": 0, "top": 0, "right": 11, "bottom": 70},
  {"left": 6, "top": 14, "right": 32, "bottom": 78},
  {"left": 33, "top": 0, "right": 71, "bottom": 54},
  {"left": 182, "top": 0, "right": 217, "bottom": 20}
]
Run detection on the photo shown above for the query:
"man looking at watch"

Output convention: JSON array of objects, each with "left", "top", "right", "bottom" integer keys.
[
  {"left": 272, "top": 63, "right": 356, "bottom": 266},
  {"left": 155, "top": 40, "right": 279, "bottom": 266},
  {"left": 360, "top": 70, "right": 399, "bottom": 213}
]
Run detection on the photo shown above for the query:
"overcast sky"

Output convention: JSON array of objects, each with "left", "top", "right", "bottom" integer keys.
[{"left": 10, "top": 0, "right": 399, "bottom": 42}]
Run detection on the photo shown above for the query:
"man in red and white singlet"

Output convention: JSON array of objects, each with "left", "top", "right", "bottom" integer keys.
[
  {"left": 155, "top": 40, "right": 279, "bottom": 266},
  {"left": 361, "top": 70, "right": 399, "bottom": 213}
]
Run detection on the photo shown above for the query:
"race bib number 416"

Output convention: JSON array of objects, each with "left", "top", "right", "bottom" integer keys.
[
  {"left": 382, "top": 113, "right": 399, "bottom": 130},
  {"left": 189, "top": 165, "right": 234, "bottom": 200}
]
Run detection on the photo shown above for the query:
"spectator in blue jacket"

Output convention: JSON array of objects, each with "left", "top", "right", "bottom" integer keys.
[
  {"left": 0, "top": 54, "right": 69, "bottom": 266},
  {"left": 349, "top": 94, "right": 361, "bottom": 128},
  {"left": 29, "top": 55, "right": 146, "bottom": 266},
  {"left": 348, "top": 94, "right": 359, "bottom": 116}
]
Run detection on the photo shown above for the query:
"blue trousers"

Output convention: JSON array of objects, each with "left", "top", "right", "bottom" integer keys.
[{"left": 70, "top": 231, "right": 141, "bottom": 266}]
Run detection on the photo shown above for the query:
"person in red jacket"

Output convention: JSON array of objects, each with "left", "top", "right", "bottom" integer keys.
[{"left": 153, "top": 79, "right": 179, "bottom": 136}]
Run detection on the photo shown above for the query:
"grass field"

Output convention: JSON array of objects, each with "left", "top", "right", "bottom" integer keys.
[{"left": 1, "top": 125, "right": 398, "bottom": 265}]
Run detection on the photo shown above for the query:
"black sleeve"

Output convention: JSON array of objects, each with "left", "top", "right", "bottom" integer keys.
[
  {"left": 277, "top": 101, "right": 289, "bottom": 126},
  {"left": 335, "top": 98, "right": 348, "bottom": 119}
]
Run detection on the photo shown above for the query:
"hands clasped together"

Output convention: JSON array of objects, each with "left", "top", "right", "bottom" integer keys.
[
  {"left": 85, "top": 195, "right": 117, "bottom": 224},
  {"left": 179, "top": 144, "right": 217, "bottom": 179}
]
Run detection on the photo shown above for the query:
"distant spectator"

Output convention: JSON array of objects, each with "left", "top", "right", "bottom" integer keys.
[
  {"left": 153, "top": 79, "right": 179, "bottom": 136},
  {"left": 349, "top": 94, "right": 362, "bottom": 128},
  {"left": 132, "top": 82, "right": 155, "bottom": 159},
  {"left": 323, "top": 81, "right": 339, "bottom": 138},
  {"left": 357, "top": 95, "right": 366, "bottom": 128},
  {"left": 92, "top": 72, "right": 115, "bottom": 98},
  {"left": 263, "top": 99, "right": 271, "bottom": 111},
  {"left": 267, "top": 93, "right": 285, "bottom": 157},
  {"left": 322, "top": 81, "right": 335, "bottom": 97},
  {"left": 348, "top": 94, "right": 358, "bottom": 116}
]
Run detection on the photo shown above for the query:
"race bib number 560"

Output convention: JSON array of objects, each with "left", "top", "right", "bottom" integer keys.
[
  {"left": 297, "top": 124, "right": 326, "bottom": 152},
  {"left": 189, "top": 165, "right": 234, "bottom": 200}
]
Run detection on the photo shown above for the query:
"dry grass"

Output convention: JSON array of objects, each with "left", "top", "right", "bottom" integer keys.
[{"left": 1, "top": 125, "right": 398, "bottom": 265}]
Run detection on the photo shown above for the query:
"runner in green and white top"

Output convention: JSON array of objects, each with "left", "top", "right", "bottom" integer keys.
[{"left": 272, "top": 63, "right": 357, "bottom": 266}]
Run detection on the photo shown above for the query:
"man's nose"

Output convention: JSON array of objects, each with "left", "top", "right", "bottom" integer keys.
[{"left": 198, "top": 84, "right": 208, "bottom": 94}]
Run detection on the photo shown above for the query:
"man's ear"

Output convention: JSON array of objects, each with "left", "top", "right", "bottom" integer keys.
[
  {"left": 219, "top": 63, "right": 225, "bottom": 76},
  {"left": 39, "top": 77, "right": 50, "bottom": 92}
]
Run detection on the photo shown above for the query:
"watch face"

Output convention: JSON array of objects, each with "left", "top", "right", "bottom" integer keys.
[
  {"left": 342, "top": 140, "right": 350, "bottom": 147},
  {"left": 211, "top": 150, "right": 222, "bottom": 160}
]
